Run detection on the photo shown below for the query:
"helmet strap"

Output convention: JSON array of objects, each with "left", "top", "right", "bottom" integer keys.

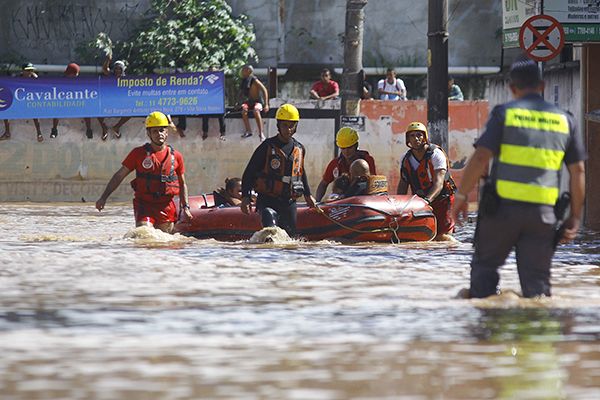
[
  {"left": 277, "top": 120, "right": 297, "bottom": 133},
  {"left": 406, "top": 131, "right": 428, "bottom": 150},
  {"left": 147, "top": 128, "right": 167, "bottom": 148}
]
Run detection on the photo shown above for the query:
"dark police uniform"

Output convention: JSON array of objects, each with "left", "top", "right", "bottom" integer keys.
[
  {"left": 242, "top": 136, "right": 311, "bottom": 237},
  {"left": 472, "top": 93, "right": 586, "bottom": 297}
]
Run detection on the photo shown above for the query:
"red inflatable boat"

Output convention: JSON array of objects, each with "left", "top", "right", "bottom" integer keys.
[{"left": 174, "top": 194, "right": 436, "bottom": 242}]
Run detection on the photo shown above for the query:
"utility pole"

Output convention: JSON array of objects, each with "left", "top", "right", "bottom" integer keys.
[
  {"left": 427, "top": 0, "right": 449, "bottom": 152},
  {"left": 341, "top": 0, "right": 368, "bottom": 117}
]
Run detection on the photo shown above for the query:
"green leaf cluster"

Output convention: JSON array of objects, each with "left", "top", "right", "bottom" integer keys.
[{"left": 79, "top": 0, "right": 257, "bottom": 75}]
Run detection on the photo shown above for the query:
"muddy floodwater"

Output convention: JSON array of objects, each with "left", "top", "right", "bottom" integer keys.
[{"left": 0, "top": 203, "right": 599, "bottom": 399}]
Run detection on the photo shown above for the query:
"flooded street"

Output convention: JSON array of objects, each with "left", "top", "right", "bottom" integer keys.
[{"left": 0, "top": 203, "right": 599, "bottom": 399}]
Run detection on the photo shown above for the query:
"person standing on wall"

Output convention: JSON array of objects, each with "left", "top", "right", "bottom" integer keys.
[
  {"left": 377, "top": 68, "right": 406, "bottom": 100},
  {"left": 95, "top": 111, "right": 193, "bottom": 233},
  {"left": 240, "top": 104, "right": 316, "bottom": 237},
  {"left": 397, "top": 122, "right": 456, "bottom": 240},
  {"left": 451, "top": 59, "right": 586, "bottom": 298}
]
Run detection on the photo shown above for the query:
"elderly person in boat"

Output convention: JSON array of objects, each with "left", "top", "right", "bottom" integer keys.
[
  {"left": 213, "top": 177, "right": 243, "bottom": 207},
  {"left": 315, "top": 127, "right": 377, "bottom": 201},
  {"left": 343, "top": 159, "right": 388, "bottom": 197}
]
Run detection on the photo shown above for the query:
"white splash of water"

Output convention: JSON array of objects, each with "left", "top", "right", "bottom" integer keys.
[
  {"left": 248, "top": 227, "right": 292, "bottom": 244},
  {"left": 123, "top": 225, "right": 194, "bottom": 244}
]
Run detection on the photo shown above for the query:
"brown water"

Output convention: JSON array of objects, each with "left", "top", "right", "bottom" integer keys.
[{"left": 0, "top": 203, "right": 599, "bottom": 399}]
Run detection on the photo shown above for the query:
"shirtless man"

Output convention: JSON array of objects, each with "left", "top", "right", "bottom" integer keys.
[{"left": 239, "top": 65, "right": 269, "bottom": 141}]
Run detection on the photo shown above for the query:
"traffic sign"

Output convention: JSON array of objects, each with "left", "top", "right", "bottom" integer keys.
[{"left": 519, "top": 14, "right": 565, "bottom": 62}]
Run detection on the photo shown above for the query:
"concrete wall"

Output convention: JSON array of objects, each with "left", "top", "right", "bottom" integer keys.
[
  {"left": 1, "top": 0, "right": 501, "bottom": 69},
  {"left": 0, "top": 100, "right": 488, "bottom": 202},
  {"left": 0, "top": 0, "right": 150, "bottom": 65},
  {"left": 228, "top": 0, "right": 502, "bottom": 67},
  {"left": 485, "top": 65, "right": 581, "bottom": 119}
]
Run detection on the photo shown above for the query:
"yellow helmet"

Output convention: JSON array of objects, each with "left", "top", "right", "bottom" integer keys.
[
  {"left": 405, "top": 121, "right": 429, "bottom": 145},
  {"left": 336, "top": 127, "right": 359, "bottom": 148},
  {"left": 275, "top": 103, "right": 300, "bottom": 121},
  {"left": 145, "top": 111, "right": 170, "bottom": 128}
]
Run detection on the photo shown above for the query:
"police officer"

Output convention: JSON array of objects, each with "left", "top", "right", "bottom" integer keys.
[
  {"left": 240, "top": 104, "right": 316, "bottom": 237},
  {"left": 451, "top": 59, "right": 586, "bottom": 298}
]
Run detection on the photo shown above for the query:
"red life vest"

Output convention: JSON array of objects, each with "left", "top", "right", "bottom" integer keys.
[
  {"left": 335, "top": 149, "right": 373, "bottom": 177},
  {"left": 255, "top": 141, "right": 304, "bottom": 199},
  {"left": 400, "top": 144, "right": 456, "bottom": 199},
  {"left": 131, "top": 144, "right": 180, "bottom": 201}
]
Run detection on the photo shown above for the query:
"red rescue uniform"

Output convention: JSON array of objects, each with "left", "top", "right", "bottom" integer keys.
[
  {"left": 322, "top": 150, "right": 377, "bottom": 183},
  {"left": 122, "top": 143, "right": 185, "bottom": 225}
]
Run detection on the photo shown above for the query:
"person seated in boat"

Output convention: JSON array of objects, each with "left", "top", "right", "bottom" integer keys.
[
  {"left": 326, "top": 174, "right": 351, "bottom": 202},
  {"left": 213, "top": 177, "right": 243, "bottom": 207},
  {"left": 345, "top": 159, "right": 389, "bottom": 197},
  {"left": 315, "top": 127, "right": 377, "bottom": 201}
]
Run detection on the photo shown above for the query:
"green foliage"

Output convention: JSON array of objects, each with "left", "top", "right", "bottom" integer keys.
[
  {"left": 94, "top": 33, "right": 114, "bottom": 58},
  {"left": 78, "top": 0, "right": 256, "bottom": 74}
]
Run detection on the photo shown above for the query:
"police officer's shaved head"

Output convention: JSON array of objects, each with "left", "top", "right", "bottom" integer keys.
[
  {"left": 350, "top": 159, "right": 370, "bottom": 180},
  {"left": 509, "top": 59, "right": 542, "bottom": 89}
]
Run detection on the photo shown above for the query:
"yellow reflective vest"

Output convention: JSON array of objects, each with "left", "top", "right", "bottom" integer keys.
[{"left": 495, "top": 102, "right": 571, "bottom": 206}]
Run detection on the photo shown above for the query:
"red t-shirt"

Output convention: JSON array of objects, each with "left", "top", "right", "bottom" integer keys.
[
  {"left": 311, "top": 80, "right": 339, "bottom": 97},
  {"left": 322, "top": 151, "right": 377, "bottom": 183},
  {"left": 123, "top": 144, "right": 185, "bottom": 202}
]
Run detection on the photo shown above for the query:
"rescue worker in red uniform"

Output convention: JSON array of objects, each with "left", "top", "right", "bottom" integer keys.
[
  {"left": 241, "top": 104, "right": 316, "bottom": 237},
  {"left": 95, "top": 111, "right": 193, "bottom": 233},
  {"left": 315, "top": 127, "right": 377, "bottom": 201},
  {"left": 397, "top": 122, "right": 456, "bottom": 240}
]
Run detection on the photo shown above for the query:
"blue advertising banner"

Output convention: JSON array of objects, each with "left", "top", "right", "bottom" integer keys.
[{"left": 0, "top": 71, "right": 224, "bottom": 119}]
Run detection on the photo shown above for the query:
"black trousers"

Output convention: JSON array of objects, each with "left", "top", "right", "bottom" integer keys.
[
  {"left": 471, "top": 202, "right": 556, "bottom": 298},
  {"left": 256, "top": 195, "right": 297, "bottom": 237},
  {"left": 202, "top": 114, "right": 226, "bottom": 134},
  {"left": 176, "top": 115, "right": 226, "bottom": 134}
]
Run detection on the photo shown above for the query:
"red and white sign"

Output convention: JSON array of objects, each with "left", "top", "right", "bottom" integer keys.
[{"left": 519, "top": 14, "right": 565, "bottom": 62}]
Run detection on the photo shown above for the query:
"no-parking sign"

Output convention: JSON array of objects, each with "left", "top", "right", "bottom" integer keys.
[{"left": 519, "top": 14, "right": 565, "bottom": 62}]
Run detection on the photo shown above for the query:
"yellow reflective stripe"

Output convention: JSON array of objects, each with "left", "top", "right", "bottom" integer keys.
[
  {"left": 496, "top": 180, "right": 559, "bottom": 205},
  {"left": 499, "top": 144, "right": 564, "bottom": 171},
  {"left": 505, "top": 108, "right": 569, "bottom": 134}
]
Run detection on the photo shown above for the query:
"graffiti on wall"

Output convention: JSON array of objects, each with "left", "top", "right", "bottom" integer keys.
[{"left": 5, "top": 1, "right": 148, "bottom": 61}]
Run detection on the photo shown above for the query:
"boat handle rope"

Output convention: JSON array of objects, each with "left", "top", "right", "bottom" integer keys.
[{"left": 314, "top": 195, "right": 417, "bottom": 241}]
